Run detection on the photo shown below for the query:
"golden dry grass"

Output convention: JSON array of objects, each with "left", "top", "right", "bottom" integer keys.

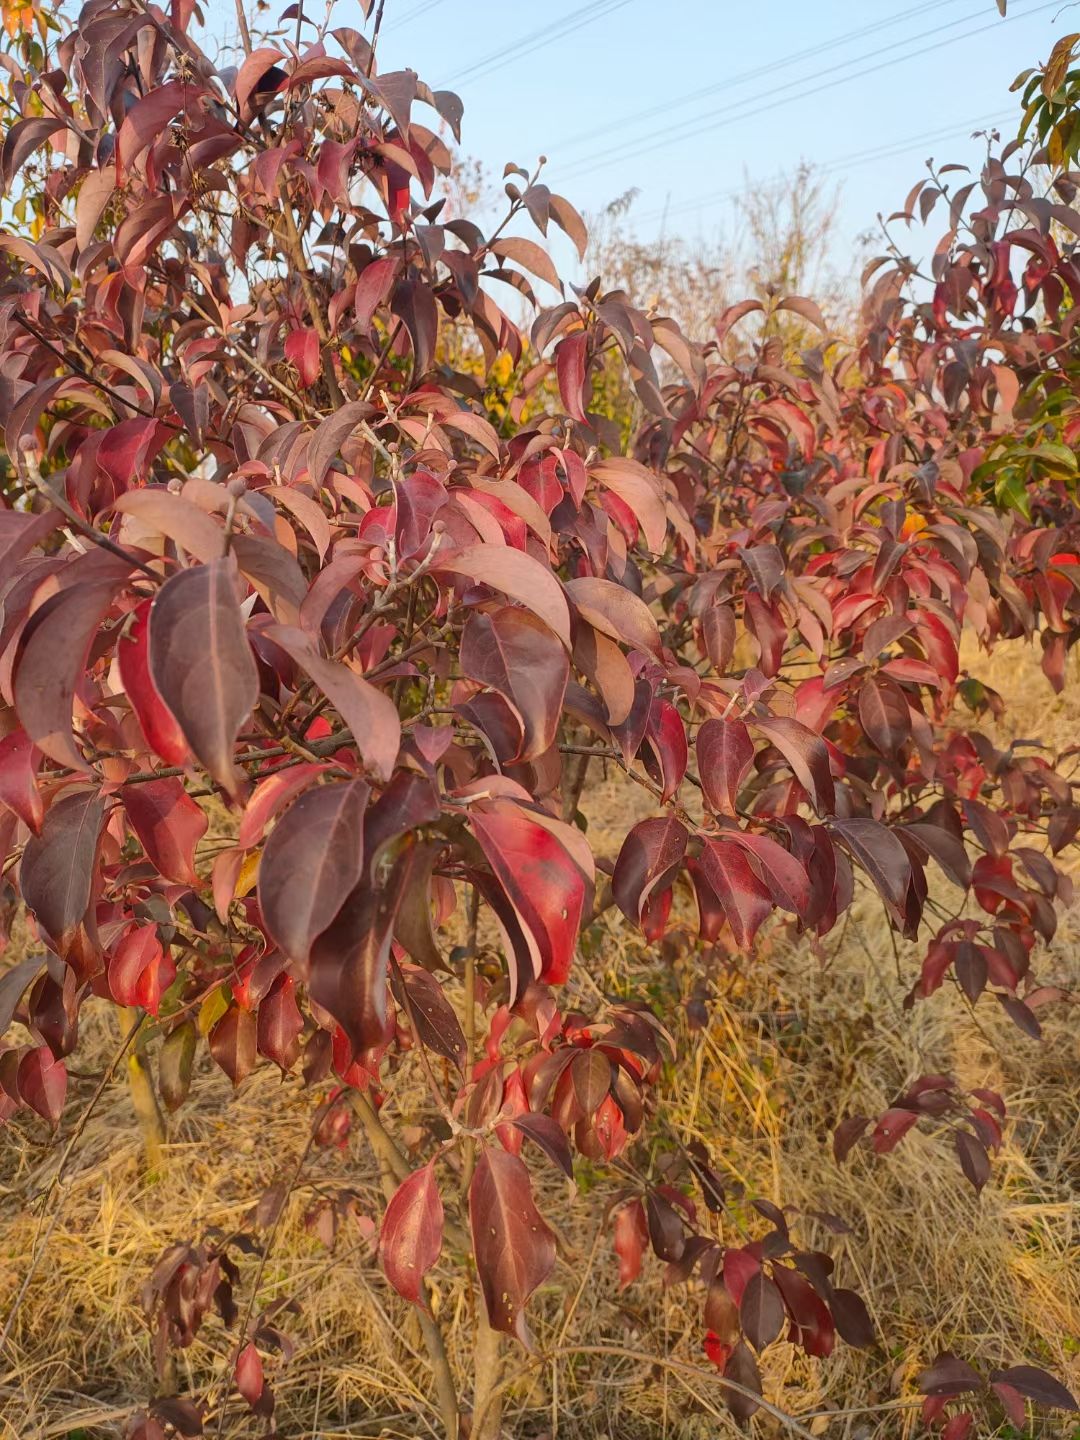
[{"left": 0, "top": 639, "right": 1078, "bottom": 1440}]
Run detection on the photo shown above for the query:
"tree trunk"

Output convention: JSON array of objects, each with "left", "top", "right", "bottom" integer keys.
[{"left": 471, "top": 1313, "right": 503, "bottom": 1439}]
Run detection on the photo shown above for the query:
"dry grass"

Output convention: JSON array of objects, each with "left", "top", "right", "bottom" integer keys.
[{"left": 1, "top": 640, "right": 1078, "bottom": 1440}]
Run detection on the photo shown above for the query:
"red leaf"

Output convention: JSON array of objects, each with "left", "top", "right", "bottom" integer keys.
[
  {"left": 118, "top": 599, "right": 191, "bottom": 767},
  {"left": 613, "top": 1198, "right": 648, "bottom": 1289},
  {"left": 556, "top": 331, "right": 589, "bottom": 422},
  {"left": 470, "top": 803, "right": 588, "bottom": 998},
  {"left": 380, "top": 1161, "right": 444, "bottom": 1307},
  {"left": 871, "top": 1107, "right": 919, "bottom": 1154},
  {"left": 235, "top": 1342, "right": 264, "bottom": 1407},
  {"left": 117, "top": 80, "right": 198, "bottom": 177},
  {"left": 284, "top": 326, "right": 321, "bottom": 387},
  {"left": 469, "top": 1147, "right": 555, "bottom": 1345},
  {"left": 697, "top": 839, "right": 773, "bottom": 948},
  {"left": 438, "top": 544, "right": 572, "bottom": 650},
  {"left": 122, "top": 779, "right": 207, "bottom": 886},
  {"left": 0, "top": 729, "right": 43, "bottom": 834}
]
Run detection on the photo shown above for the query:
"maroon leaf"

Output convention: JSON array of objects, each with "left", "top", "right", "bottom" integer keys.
[
  {"left": 721, "top": 1340, "right": 762, "bottom": 1423},
  {"left": 833, "top": 1114, "right": 870, "bottom": 1163},
  {"left": 740, "top": 1269, "right": 785, "bottom": 1351},
  {"left": 0, "top": 954, "right": 45, "bottom": 1037},
  {"left": 17, "top": 1044, "right": 66, "bottom": 1125},
  {"left": 266, "top": 624, "right": 401, "bottom": 783},
  {"left": 918, "top": 1353, "right": 984, "bottom": 1397},
  {"left": 391, "top": 278, "right": 438, "bottom": 377},
  {"left": 645, "top": 1190, "right": 685, "bottom": 1261},
  {"left": 752, "top": 715, "right": 835, "bottom": 816},
  {"left": 308, "top": 842, "right": 412, "bottom": 1060},
  {"left": 857, "top": 674, "right": 911, "bottom": 757},
  {"left": 380, "top": 1162, "right": 444, "bottom": 1308},
  {"left": 257, "top": 780, "right": 369, "bottom": 965},
  {"left": 829, "top": 817, "right": 911, "bottom": 922},
  {"left": 15, "top": 569, "right": 130, "bottom": 771},
  {"left": 612, "top": 816, "right": 687, "bottom": 927},
  {"left": 697, "top": 718, "right": 754, "bottom": 816},
  {"left": 20, "top": 789, "right": 104, "bottom": 957},
  {"left": 829, "top": 1287, "right": 875, "bottom": 1347},
  {"left": 990, "top": 1366, "right": 1077, "bottom": 1410},
  {"left": 208, "top": 1005, "right": 257, "bottom": 1086},
  {"left": 257, "top": 975, "right": 304, "bottom": 1072},
  {"left": 460, "top": 606, "right": 568, "bottom": 762},
  {"left": 954, "top": 1129, "right": 991, "bottom": 1191},
  {"left": 469, "top": 1147, "right": 556, "bottom": 1345},
  {"left": 390, "top": 962, "right": 466, "bottom": 1072},
  {"left": 149, "top": 559, "right": 259, "bottom": 799},
  {"left": 511, "top": 1112, "right": 574, "bottom": 1178}
]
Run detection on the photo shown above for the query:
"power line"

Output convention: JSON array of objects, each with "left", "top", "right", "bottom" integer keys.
[
  {"left": 552, "top": 0, "right": 973, "bottom": 153},
  {"left": 557, "top": 0, "right": 1055, "bottom": 183},
  {"left": 629, "top": 109, "right": 1014, "bottom": 230},
  {"left": 444, "top": 0, "right": 634, "bottom": 88},
  {"left": 384, "top": 0, "right": 446, "bottom": 33}
]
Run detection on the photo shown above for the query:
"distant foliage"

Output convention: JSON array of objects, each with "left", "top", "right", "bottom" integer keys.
[{"left": 0, "top": 1, "right": 1077, "bottom": 1435}]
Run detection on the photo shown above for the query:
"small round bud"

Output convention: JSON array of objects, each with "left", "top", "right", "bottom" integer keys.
[
  {"left": 226, "top": 476, "right": 248, "bottom": 497},
  {"left": 167, "top": 477, "right": 183, "bottom": 494}
]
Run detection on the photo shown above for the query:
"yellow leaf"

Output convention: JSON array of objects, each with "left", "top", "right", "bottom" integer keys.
[{"left": 235, "top": 849, "right": 260, "bottom": 898}]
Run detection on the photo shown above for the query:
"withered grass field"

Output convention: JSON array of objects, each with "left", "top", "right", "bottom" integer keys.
[{"left": 1, "top": 640, "right": 1078, "bottom": 1439}]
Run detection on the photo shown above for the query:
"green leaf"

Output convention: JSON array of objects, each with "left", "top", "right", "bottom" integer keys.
[{"left": 994, "top": 471, "right": 1032, "bottom": 519}]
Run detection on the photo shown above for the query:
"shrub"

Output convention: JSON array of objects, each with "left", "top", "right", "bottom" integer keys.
[{"left": 0, "top": 3, "right": 1077, "bottom": 1436}]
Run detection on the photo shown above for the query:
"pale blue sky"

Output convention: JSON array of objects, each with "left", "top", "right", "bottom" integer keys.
[{"left": 210, "top": 0, "right": 1075, "bottom": 275}]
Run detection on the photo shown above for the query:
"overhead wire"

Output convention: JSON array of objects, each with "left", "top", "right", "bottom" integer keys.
[
  {"left": 552, "top": 0, "right": 975, "bottom": 152},
  {"left": 444, "top": 0, "right": 635, "bottom": 88},
  {"left": 557, "top": 0, "right": 1056, "bottom": 182},
  {"left": 383, "top": 0, "right": 446, "bottom": 33},
  {"left": 629, "top": 108, "right": 1014, "bottom": 229}
]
